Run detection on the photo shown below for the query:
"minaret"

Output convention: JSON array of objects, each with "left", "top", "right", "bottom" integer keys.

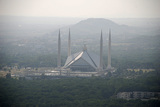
[
  {"left": 57, "top": 29, "right": 61, "bottom": 68},
  {"left": 107, "top": 29, "right": 112, "bottom": 69},
  {"left": 68, "top": 28, "right": 71, "bottom": 56},
  {"left": 99, "top": 30, "right": 103, "bottom": 71}
]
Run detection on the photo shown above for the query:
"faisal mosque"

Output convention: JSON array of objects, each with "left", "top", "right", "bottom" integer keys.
[
  {"left": 57, "top": 29, "right": 115, "bottom": 76},
  {"left": 11, "top": 29, "right": 116, "bottom": 79}
]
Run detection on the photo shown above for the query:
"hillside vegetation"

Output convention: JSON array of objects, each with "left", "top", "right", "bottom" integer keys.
[{"left": 0, "top": 77, "right": 160, "bottom": 107}]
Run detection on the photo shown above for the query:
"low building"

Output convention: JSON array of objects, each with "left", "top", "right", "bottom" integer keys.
[
  {"left": 117, "top": 92, "right": 132, "bottom": 100},
  {"left": 117, "top": 91, "right": 160, "bottom": 100}
]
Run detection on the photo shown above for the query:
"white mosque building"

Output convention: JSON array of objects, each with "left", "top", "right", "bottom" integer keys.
[
  {"left": 57, "top": 29, "right": 114, "bottom": 75},
  {"left": 64, "top": 44, "right": 100, "bottom": 72}
]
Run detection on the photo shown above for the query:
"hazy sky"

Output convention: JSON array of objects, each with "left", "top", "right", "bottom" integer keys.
[{"left": 0, "top": 0, "right": 160, "bottom": 18}]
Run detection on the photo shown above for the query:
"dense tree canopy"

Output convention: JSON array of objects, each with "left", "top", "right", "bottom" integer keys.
[{"left": 0, "top": 77, "right": 159, "bottom": 107}]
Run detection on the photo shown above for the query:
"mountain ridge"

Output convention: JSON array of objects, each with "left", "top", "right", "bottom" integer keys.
[
  {"left": 52, "top": 18, "right": 132, "bottom": 40},
  {"left": 52, "top": 18, "right": 160, "bottom": 41}
]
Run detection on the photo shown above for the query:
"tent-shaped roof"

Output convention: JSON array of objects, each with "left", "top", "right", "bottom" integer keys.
[{"left": 64, "top": 50, "right": 100, "bottom": 71}]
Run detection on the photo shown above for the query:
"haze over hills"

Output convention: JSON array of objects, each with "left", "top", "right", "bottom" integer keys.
[
  {"left": 0, "top": 16, "right": 160, "bottom": 53},
  {"left": 0, "top": 16, "right": 160, "bottom": 68},
  {"left": 52, "top": 18, "right": 160, "bottom": 43},
  {"left": 0, "top": 16, "right": 83, "bottom": 38},
  {"left": 0, "top": 16, "right": 159, "bottom": 39},
  {"left": 54, "top": 18, "right": 131, "bottom": 38},
  {"left": 110, "top": 18, "right": 160, "bottom": 27}
]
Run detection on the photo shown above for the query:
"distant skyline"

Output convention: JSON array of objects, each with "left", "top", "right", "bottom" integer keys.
[{"left": 0, "top": 0, "right": 160, "bottom": 18}]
